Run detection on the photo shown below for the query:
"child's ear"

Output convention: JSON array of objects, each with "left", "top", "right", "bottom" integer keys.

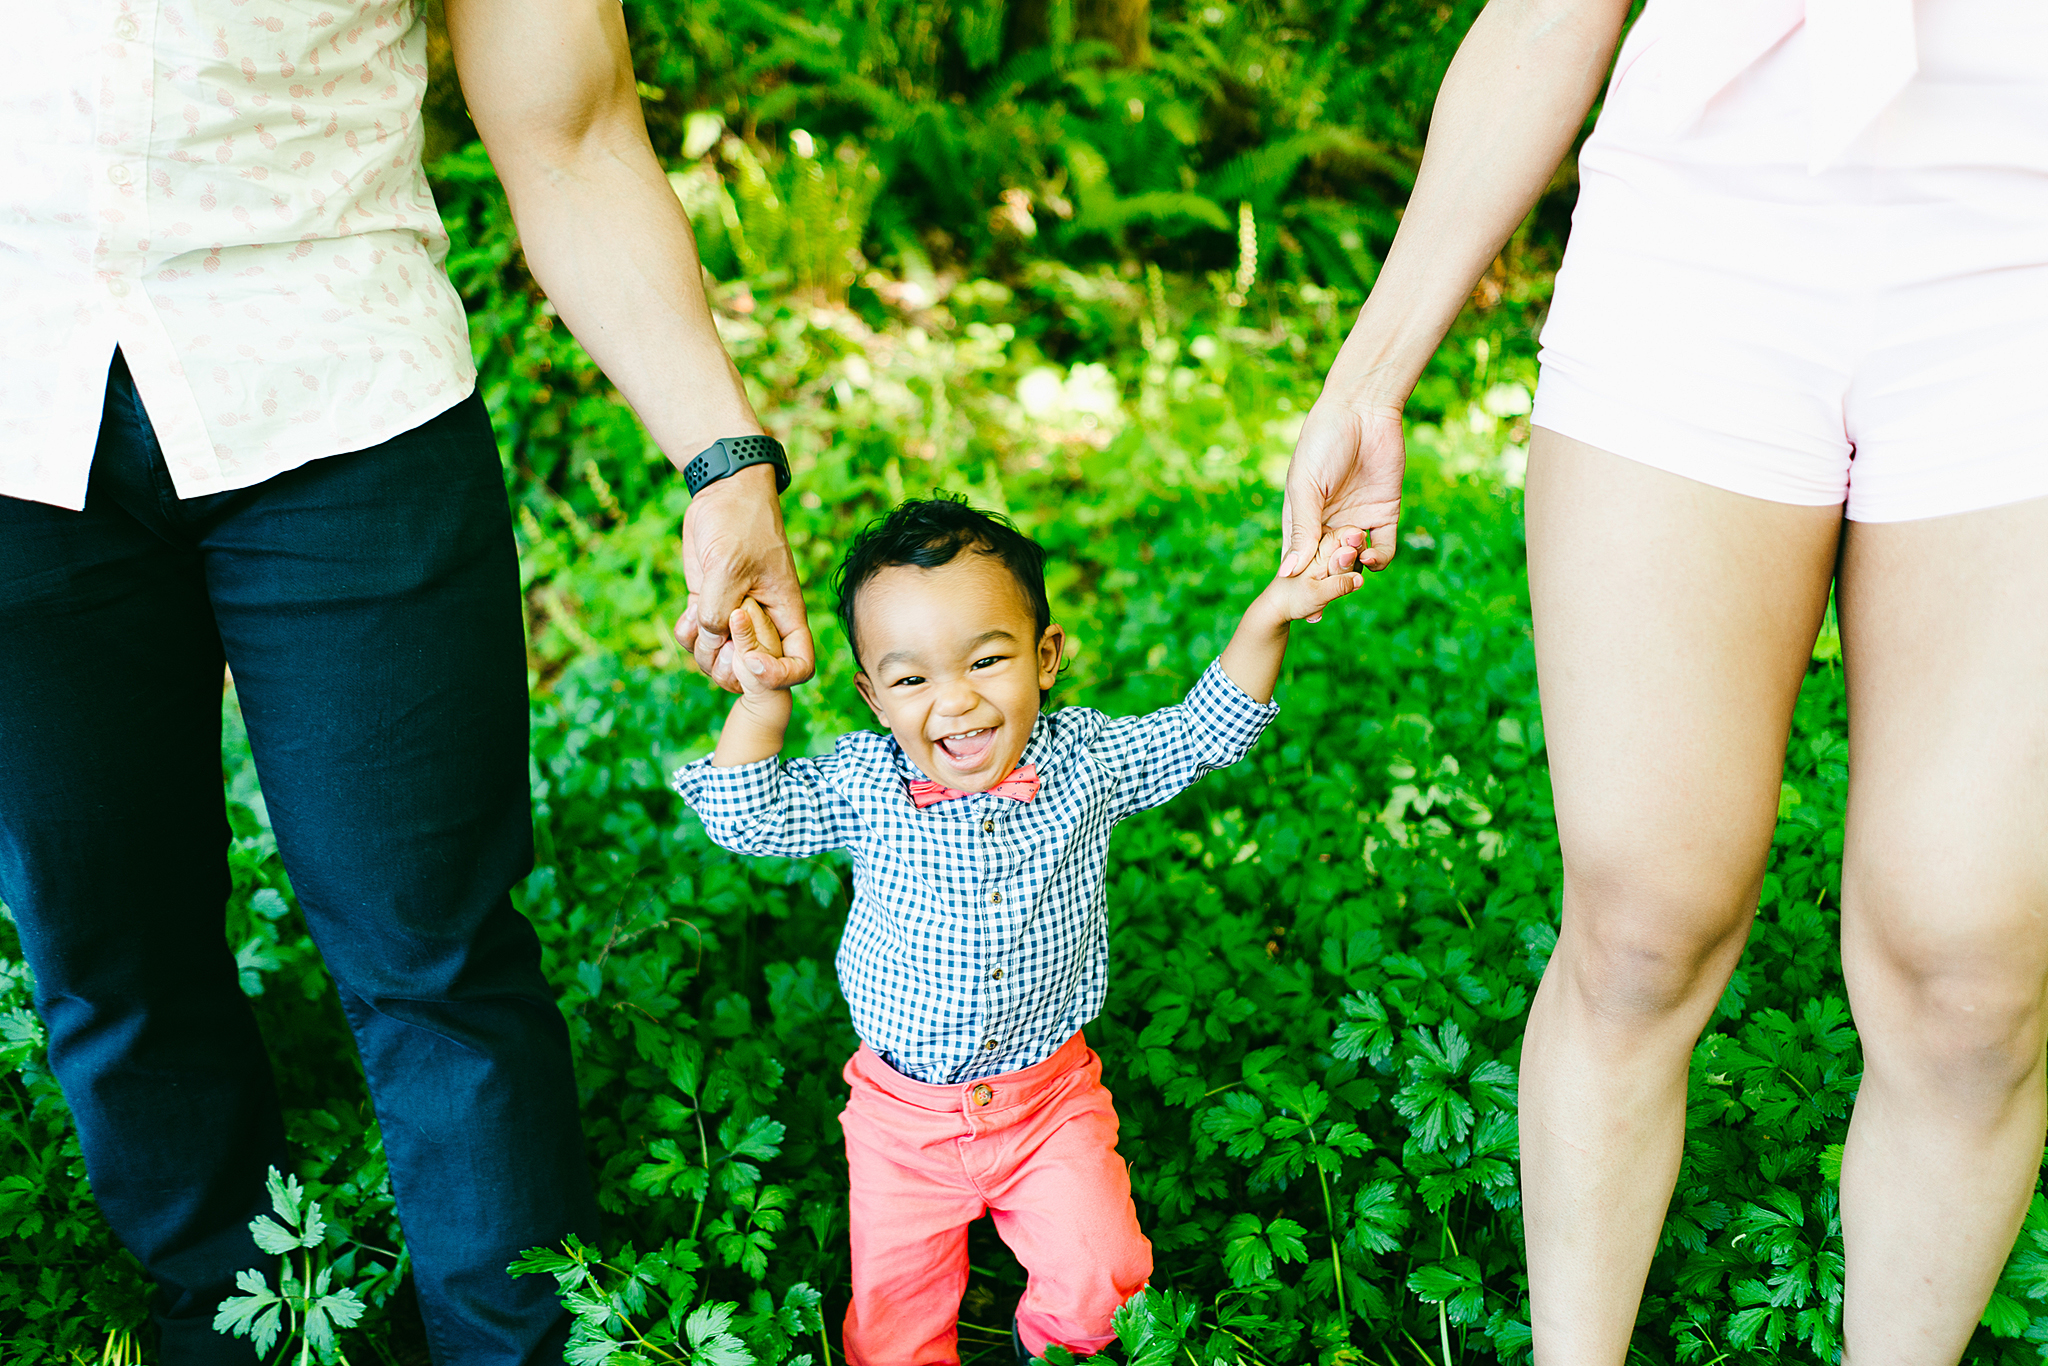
[
  {"left": 853, "top": 671, "right": 889, "bottom": 724},
  {"left": 1036, "top": 624, "right": 1065, "bottom": 691}
]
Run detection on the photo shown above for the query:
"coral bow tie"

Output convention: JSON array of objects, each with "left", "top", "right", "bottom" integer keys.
[{"left": 906, "top": 764, "right": 1041, "bottom": 808}]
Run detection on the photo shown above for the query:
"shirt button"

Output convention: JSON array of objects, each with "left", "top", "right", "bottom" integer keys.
[
  {"left": 988, "top": 890, "right": 1002, "bottom": 905},
  {"left": 114, "top": 16, "right": 139, "bottom": 40},
  {"left": 106, "top": 279, "right": 130, "bottom": 297},
  {"left": 982, "top": 818, "right": 995, "bottom": 833},
  {"left": 990, "top": 967, "right": 1004, "bottom": 980},
  {"left": 108, "top": 165, "right": 132, "bottom": 185},
  {"left": 982, "top": 1036, "right": 999, "bottom": 1050}
]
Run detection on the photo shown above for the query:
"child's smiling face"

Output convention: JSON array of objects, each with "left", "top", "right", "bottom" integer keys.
[{"left": 851, "top": 551, "right": 1063, "bottom": 791}]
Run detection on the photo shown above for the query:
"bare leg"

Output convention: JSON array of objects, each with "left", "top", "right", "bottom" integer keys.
[
  {"left": 1836, "top": 495, "right": 2048, "bottom": 1364},
  {"left": 1521, "top": 430, "right": 1841, "bottom": 1363}
]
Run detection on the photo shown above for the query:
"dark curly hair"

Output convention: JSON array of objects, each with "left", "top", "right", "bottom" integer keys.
[{"left": 834, "top": 497, "right": 1053, "bottom": 695}]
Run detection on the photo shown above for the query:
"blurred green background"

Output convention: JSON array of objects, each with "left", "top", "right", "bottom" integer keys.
[{"left": 417, "top": 0, "right": 1559, "bottom": 690}]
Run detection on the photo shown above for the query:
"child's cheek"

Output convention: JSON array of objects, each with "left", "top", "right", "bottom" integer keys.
[{"left": 889, "top": 718, "right": 930, "bottom": 759}]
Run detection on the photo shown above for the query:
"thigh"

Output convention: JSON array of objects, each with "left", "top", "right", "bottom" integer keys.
[
  {"left": 1526, "top": 430, "right": 1841, "bottom": 955},
  {"left": 0, "top": 458, "right": 233, "bottom": 999},
  {"left": 986, "top": 1065, "right": 1150, "bottom": 1314},
  {"left": 839, "top": 1088, "right": 980, "bottom": 1366},
  {"left": 839, "top": 1077, "right": 985, "bottom": 1248},
  {"left": 1837, "top": 495, "right": 2048, "bottom": 999},
  {"left": 192, "top": 394, "right": 533, "bottom": 999}
]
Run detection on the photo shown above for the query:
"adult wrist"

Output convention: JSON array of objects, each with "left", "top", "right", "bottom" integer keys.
[
  {"left": 689, "top": 460, "right": 780, "bottom": 507},
  {"left": 682, "top": 434, "right": 789, "bottom": 497},
  {"left": 1317, "top": 350, "right": 1414, "bottom": 419},
  {"left": 1320, "top": 294, "right": 1441, "bottom": 416}
]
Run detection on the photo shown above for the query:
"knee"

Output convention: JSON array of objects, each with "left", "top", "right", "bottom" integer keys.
[
  {"left": 1845, "top": 868, "right": 2048, "bottom": 1097},
  {"left": 1553, "top": 858, "right": 1756, "bottom": 1025},
  {"left": 1856, "top": 965, "right": 2046, "bottom": 1101},
  {"left": 318, "top": 894, "right": 548, "bottom": 1009}
]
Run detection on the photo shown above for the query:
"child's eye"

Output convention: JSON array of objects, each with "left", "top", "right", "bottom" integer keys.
[
  {"left": 891, "top": 675, "right": 926, "bottom": 688},
  {"left": 970, "top": 656, "right": 1006, "bottom": 670}
]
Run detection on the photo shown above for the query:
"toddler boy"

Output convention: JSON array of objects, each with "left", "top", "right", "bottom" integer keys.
[{"left": 670, "top": 498, "right": 1362, "bottom": 1365}]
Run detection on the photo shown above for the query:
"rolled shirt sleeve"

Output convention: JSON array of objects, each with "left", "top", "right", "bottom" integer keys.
[{"left": 1085, "top": 659, "right": 1280, "bottom": 819}]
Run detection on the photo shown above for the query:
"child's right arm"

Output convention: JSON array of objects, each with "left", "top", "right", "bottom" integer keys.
[
  {"left": 674, "top": 603, "right": 859, "bottom": 859},
  {"left": 711, "top": 604, "right": 791, "bottom": 767},
  {"left": 713, "top": 691, "right": 791, "bottom": 766}
]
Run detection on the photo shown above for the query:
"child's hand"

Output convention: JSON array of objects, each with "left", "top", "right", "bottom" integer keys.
[
  {"left": 1220, "top": 527, "right": 1367, "bottom": 704},
  {"left": 717, "top": 598, "right": 787, "bottom": 697},
  {"left": 1266, "top": 527, "right": 1366, "bottom": 625}
]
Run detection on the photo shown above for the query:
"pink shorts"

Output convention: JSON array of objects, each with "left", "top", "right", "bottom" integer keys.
[
  {"left": 1533, "top": 2, "right": 2048, "bottom": 522},
  {"left": 837, "top": 1032, "right": 1150, "bottom": 1366}
]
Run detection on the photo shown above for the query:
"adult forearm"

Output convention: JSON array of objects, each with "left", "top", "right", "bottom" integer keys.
[
  {"left": 1322, "top": 0, "right": 1630, "bottom": 413},
  {"left": 497, "top": 129, "right": 764, "bottom": 465},
  {"left": 448, "top": 0, "right": 814, "bottom": 688}
]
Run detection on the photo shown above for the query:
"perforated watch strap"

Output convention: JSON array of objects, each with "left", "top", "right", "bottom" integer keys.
[{"left": 682, "top": 435, "right": 790, "bottom": 496}]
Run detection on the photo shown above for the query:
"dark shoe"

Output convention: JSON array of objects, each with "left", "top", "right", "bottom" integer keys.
[{"left": 1013, "top": 1317, "right": 1034, "bottom": 1365}]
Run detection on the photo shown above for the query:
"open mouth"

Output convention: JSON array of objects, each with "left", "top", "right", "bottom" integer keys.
[{"left": 934, "top": 727, "right": 998, "bottom": 770}]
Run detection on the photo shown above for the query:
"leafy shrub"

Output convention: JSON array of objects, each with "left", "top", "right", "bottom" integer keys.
[
  {"left": 422, "top": 0, "right": 1568, "bottom": 300},
  {"left": 511, "top": 1239, "right": 823, "bottom": 1366},
  {"left": 0, "top": 961, "right": 150, "bottom": 1363},
  {"left": 609, "top": 0, "right": 1530, "bottom": 288}
]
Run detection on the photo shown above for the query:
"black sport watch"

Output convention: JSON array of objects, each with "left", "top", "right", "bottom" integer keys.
[{"left": 682, "top": 435, "right": 790, "bottom": 496}]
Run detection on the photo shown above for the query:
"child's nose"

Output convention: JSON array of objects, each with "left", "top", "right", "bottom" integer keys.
[{"left": 934, "top": 677, "right": 978, "bottom": 714}]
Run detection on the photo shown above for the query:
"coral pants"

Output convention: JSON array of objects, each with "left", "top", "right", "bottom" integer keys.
[{"left": 838, "top": 1031, "right": 1152, "bottom": 1366}]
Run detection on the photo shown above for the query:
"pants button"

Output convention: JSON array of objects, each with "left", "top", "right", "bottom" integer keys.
[{"left": 971, "top": 1084, "right": 993, "bottom": 1107}]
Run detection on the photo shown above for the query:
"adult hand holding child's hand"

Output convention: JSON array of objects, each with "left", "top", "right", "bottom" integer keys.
[
  {"left": 1280, "top": 398, "right": 1405, "bottom": 577},
  {"left": 716, "top": 598, "right": 786, "bottom": 696},
  {"left": 674, "top": 464, "right": 815, "bottom": 693},
  {"left": 706, "top": 596, "right": 794, "bottom": 767}
]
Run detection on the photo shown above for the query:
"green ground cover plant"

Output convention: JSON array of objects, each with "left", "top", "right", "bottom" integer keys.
[{"left": 14, "top": 315, "right": 2048, "bottom": 1358}]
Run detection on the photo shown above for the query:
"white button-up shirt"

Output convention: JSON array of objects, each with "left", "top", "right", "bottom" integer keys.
[
  {"left": 671, "top": 661, "right": 1280, "bottom": 1085},
  {"left": 1, "top": 0, "right": 475, "bottom": 511}
]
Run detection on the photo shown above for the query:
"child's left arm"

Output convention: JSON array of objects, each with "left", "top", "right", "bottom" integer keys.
[
  {"left": 1219, "top": 537, "right": 1366, "bottom": 703},
  {"left": 1079, "top": 534, "right": 1365, "bottom": 819}
]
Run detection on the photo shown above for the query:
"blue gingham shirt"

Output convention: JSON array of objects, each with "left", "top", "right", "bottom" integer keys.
[{"left": 670, "top": 660, "right": 1278, "bottom": 1084}]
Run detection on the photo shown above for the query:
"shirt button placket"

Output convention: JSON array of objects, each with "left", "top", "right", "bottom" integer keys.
[{"left": 96, "top": 8, "right": 148, "bottom": 311}]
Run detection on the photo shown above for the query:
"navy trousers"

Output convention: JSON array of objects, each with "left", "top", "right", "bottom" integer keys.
[{"left": 0, "top": 354, "right": 595, "bottom": 1363}]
